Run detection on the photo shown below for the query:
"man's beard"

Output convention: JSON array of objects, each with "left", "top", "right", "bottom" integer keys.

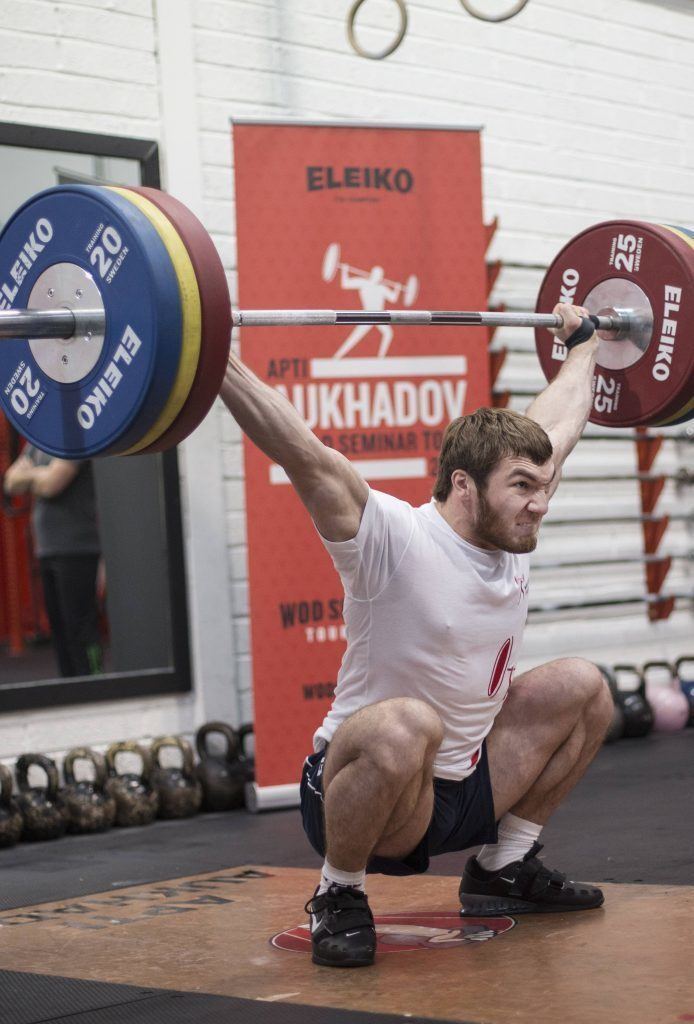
[{"left": 474, "top": 488, "right": 540, "bottom": 554}]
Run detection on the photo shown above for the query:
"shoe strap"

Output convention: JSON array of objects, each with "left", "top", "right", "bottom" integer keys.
[
  {"left": 511, "top": 843, "right": 567, "bottom": 898},
  {"left": 304, "top": 885, "right": 374, "bottom": 934}
]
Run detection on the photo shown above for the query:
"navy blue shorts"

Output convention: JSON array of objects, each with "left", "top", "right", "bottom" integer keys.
[{"left": 299, "top": 742, "right": 498, "bottom": 876}]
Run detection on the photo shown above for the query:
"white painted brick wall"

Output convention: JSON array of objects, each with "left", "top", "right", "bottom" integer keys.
[{"left": 0, "top": 0, "right": 159, "bottom": 136}]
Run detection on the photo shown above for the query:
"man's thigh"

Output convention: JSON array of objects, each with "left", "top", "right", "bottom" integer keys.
[
  {"left": 486, "top": 657, "right": 601, "bottom": 818},
  {"left": 322, "top": 698, "right": 441, "bottom": 862}
]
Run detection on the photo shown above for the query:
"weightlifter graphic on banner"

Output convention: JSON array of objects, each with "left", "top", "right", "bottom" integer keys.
[{"left": 322, "top": 242, "right": 419, "bottom": 359}]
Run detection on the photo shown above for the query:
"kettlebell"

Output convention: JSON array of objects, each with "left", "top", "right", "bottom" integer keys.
[
  {"left": 150, "top": 736, "right": 202, "bottom": 819},
  {"left": 222, "top": 723, "right": 255, "bottom": 811},
  {"left": 63, "top": 747, "right": 116, "bottom": 834},
  {"left": 105, "top": 741, "right": 159, "bottom": 827},
  {"left": 15, "top": 754, "right": 69, "bottom": 841},
  {"left": 597, "top": 665, "right": 624, "bottom": 743},
  {"left": 236, "top": 723, "right": 255, "bottom": 787},
  {"left": 643, "top": 660, "right": 690, "bottom": 733},
  {"left": 674, "top": 656, "right": 694, "bottom": 727},
  {"left": 0, "top": 763, "right": 23, "bottom": 848},
  {"left": 195, "top": 721, "right": 243, "bottom": 811},
  {"left": 612, "top": 664, "right": 654, "bottom": 739}
]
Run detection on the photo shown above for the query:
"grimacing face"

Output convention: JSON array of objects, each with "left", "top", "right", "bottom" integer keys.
[{"left": 472, "top": 456, "right": 555, "bottom": 553}]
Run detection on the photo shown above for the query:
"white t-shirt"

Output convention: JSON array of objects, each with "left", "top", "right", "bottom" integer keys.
[{"left": 314, "top": 488, "right": 530, "bottom": 780}]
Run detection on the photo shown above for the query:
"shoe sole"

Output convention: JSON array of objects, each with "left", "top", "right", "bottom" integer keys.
[
  {"left": 459, "top": 893, "right": 605, "bottom": 916},
  {"left": 312, "top": 953, "right": 375, "bottom": 967}
]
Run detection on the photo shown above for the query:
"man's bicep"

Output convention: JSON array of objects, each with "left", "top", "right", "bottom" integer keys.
[{"left": 287, "top": 448, "right": 369, "bottom": 542}]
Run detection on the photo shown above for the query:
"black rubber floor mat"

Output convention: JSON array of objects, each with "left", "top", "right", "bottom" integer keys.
[
  {"left": 1, "top": 971, "right": 157, "bottom": 1024},
  {"left": 1, "top": 970, "right": 470, "bottom": 1024}
]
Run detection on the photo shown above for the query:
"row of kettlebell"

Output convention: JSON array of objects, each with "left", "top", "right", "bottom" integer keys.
[
  {"left": 601, "top": 656, "right": 694, "bottom": 743},
  {"left": 0, "top": 720, "right": 253, "bottom": 849}
]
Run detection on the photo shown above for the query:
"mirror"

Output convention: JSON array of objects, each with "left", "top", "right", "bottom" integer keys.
[{"left": 0, "top": 124, "right": 191, "bottom": 711}]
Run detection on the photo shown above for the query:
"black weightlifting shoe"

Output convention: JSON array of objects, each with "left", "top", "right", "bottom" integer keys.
[
  {"left": 305, "top": 884, "right": 376, "bottom": 967},
  {"left": 459, "top": 841, "right": 604, "bottom": 916}
]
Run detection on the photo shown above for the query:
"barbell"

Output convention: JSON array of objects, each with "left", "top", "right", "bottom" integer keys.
[{"left": 0, "top": 184, "right": 691, "bottom": 459}]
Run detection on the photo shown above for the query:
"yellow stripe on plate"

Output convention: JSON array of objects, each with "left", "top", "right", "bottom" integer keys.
[{"left": 108, "top": 186, "right": 202, "bottom": 454}]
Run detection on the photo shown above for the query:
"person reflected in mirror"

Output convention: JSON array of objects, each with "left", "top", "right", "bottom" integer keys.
[{"left": 3, "top": 446, "right": 103, "bottom": 678}]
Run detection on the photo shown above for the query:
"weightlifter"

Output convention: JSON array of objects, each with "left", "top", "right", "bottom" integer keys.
[{"left": 221, "top": 302, "right": 614, "bottom": 968}]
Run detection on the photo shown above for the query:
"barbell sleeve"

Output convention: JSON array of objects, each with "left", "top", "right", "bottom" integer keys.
[{"left": 0, "top": 308, "right": 106, "bottom": 340}]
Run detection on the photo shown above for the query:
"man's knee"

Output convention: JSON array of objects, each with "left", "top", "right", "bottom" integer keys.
[
  {"left": 348, "top": 696, "right": 442, "bottom": 744},
  {"left": 556, "top": 659, "right": 611, "bottom": 713},
  {"left": 510, "top": 658, "right": 611, "bottom": 724},
  {"left": 549, "top": 658, "right": 612, "bottom": 736},
  {"left": 373, "top": 700, "right": 443, "bottom": 786},
  {"left": 327, "top": 698, "right": 443, "bottom": 782},
  {"left": 581, "top": 662, "right": 614, "bottom": 735},
  {"left": 382, "top": 697, "right": 445, "bottom": 749}
]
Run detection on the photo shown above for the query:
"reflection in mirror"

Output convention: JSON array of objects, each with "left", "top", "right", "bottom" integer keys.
[
  {"left": 2, "top": 443, "right": 105, "bottom": 680},
  {"left": 0, "top": 133, "right": 187, "bottom": 701},
  {"left": 1, "top": 443, "right": 175, "bottom": 682},
  {"left": 0, "top": 145, "right": 141, "bottom": 228},
  {"left": 93, "top": 454, "right": 173, "bottom": 674}
]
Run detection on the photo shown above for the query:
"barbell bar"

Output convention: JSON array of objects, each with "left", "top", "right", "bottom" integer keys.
[
  {"left": 0, "top": 184, "right": 691, "bottom": 460},
  {"left": 0, "top": 306, "right": 627, "bottom": 337},
  {"left": 230, "top": 309, "right": 627, "bottom": 330}
]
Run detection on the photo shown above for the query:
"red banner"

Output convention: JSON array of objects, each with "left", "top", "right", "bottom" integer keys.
[{"left": 232, "top": 122, "right": 491, "bottom": 799}]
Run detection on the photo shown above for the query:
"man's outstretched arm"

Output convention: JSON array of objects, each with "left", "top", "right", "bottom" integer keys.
[
  {"left": 525, "top": 302, "right": 600, "bottom": 496},
  {"left": 4, "top": 454, "right": 79, "bottom": 498},
  {"left": 220, "top": 350, "right": 368, "bottom": 542}
]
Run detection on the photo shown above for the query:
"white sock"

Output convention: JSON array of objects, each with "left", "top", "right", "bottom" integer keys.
[
  {"left": 317, "top": 859, "right": 366, "bottom": 895},
  {"left": 476, "top": 813, "right": 543, "bottom": 872}
]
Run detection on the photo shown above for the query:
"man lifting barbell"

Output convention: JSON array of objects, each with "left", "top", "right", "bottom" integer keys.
[
  {"left": 0, "top": 188, "right": 690, "bottom": 968},
  {"left": 220, "top": 301, "right": 615, "bottom": 969}
]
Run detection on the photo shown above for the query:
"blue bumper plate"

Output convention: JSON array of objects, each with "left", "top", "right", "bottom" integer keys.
[{"left": 0, "top": 185, "right": 182, "bottom": 457}]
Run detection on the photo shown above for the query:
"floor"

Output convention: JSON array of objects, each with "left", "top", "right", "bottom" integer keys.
[{"left": 2, "top": 730, "right": 693, "bottom": 1024}]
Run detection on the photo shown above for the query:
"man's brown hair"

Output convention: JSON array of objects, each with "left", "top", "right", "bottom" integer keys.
[{"left": 432, "top": 407, "right": 553, "bottom": 501}]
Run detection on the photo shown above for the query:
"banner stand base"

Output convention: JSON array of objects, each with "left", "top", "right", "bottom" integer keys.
[{"left": 245, "top": 782, "right": 301, "bottom": 813}]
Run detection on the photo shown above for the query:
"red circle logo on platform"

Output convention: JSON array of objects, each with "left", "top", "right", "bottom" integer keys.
[{"left": 271, "top": 911, "right": 515, "bottom": 954}]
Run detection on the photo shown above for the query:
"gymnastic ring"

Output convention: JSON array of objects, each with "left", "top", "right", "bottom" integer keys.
[
  {"left": 347, "top": 0, "right": 408, "bottom": 60},
  {"left": 459, "top": 0, "right": 530, "bottom": 23}
]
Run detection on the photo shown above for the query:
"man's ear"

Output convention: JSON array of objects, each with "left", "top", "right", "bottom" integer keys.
[{"left": 450, "top": 469, "right": 475, "bottom": 502}]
